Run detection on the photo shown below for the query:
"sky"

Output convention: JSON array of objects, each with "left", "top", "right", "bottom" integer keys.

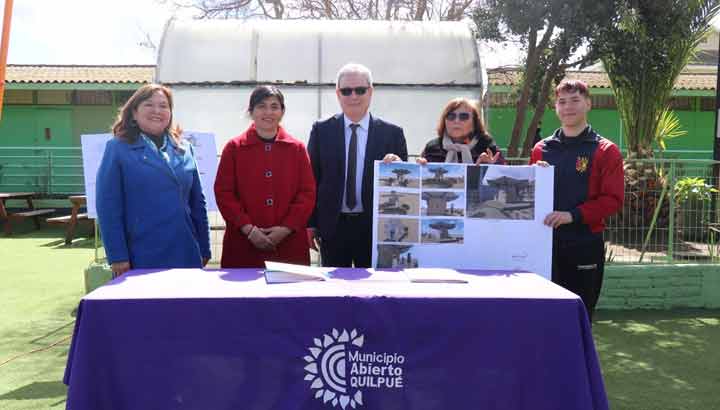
[
  {"left": 7, "top": 0, "right": 191, "bottom": 65},
  {"left": 5, "top": 0, "right": 526, "bottom": 67},
  {"left": 4, "top": 2, "right": 720, "bottom": 67}
]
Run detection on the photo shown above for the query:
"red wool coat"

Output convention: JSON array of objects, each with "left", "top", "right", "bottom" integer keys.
[{"left": 214, "top": 124, "right": 316, "bottom": 267}]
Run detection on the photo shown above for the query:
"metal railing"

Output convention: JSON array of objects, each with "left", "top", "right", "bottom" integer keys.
[
  {"left": 3, "top": 147, "right": 718, "bottom": 264},
  {"left": 605, "top": 158, "right": 719, "bottom": 264},
  {"left": 507, "top": 156, "right": 720, "bottom": 264},
  {"left": 0, "top": 147, "right": 84, "bottom": 195}
]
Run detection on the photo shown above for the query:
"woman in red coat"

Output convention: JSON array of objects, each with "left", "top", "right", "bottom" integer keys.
[{"left": 214, "top": 86, "right": 316, "bottom": 267}]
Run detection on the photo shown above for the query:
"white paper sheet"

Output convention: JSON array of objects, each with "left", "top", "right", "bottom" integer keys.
[
  {"left": 264, "top": 261, "right": 335, "bottom": 283},
  {"left": 402, "top": 268, "right": 470, "bottom": 283}
]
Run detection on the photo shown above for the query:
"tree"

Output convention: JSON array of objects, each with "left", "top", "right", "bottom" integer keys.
[
  {"left": 170, "top": 0, "right": 478, "bottom": 20},
  {"left": 596, "top": 0, "right": 719, "bottom": 161},
  {"left": 474, "top": 0, "right": 613, "bottom": 157},
  {"left": 593, "top": 0, "right": 719, "bottom": 244}
]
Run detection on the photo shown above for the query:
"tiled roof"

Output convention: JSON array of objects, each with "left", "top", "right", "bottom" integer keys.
[
  {"left": 5, "top": 64, "right": 716, "bottom": 90},
  {"left": 5, "top": 65, "right": 154, "bottom": 84},
  {"left": 488, "top": 69, "right": 717, "bottom": 91}
]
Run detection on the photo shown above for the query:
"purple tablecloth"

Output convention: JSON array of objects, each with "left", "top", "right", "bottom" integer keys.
[{"left": 64, "top": 269, "right": 608, "bottom": 410}]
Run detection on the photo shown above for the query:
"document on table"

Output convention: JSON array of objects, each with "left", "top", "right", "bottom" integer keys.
[
  {"left": 402, "top": 268, "right": 470, "bottom": 284},
  {"left": 264, "top": 262, "right": 335, "bottom": 284}
]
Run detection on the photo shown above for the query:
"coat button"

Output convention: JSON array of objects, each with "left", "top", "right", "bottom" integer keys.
[
  {"left": 265, "top": 144, "right": 272, "bottom": 152},
  {"left": 266, "top": 198, "right": 273, "bottom": 206},
  {"left": 265, "top": 170, "right": 272, "bottom": 178}
]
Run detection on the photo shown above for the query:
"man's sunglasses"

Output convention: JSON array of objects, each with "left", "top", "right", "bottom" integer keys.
[
  {"left": 446, "top": 112, "right": 471, "bottom": 122},
  {"left": 339, "top": 87, "right": 369, "bottom": 96}
]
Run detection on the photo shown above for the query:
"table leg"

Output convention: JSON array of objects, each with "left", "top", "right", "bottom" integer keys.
[
  {"left": 1, "top": 200, "right": 11, "bottom": 235},
  {"left": 26, "top": 198, "right": 42, "bottom": 230},
  {"left": 65, "top": 215, "right": 78, "bottom": 245}
]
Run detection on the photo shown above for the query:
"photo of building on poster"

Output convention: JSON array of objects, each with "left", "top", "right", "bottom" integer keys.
[
  {"left": 376, "top": 244, "right": 420, "bottom": 268},
  {"left": 466, "top": 165, "right": 535, "bottom": 219},
  {"left": 378, "top": 162, "right": 420, "bottom": 188},
  {"left": 421, "top": 191, "right": 465, "bottom": 217},
  {"left": 377, "top": 217, "right": 420, "bottom": 243},
  {"left": 421, "top": 164, "right": 465, "bottom": 189},
  {"left": 372, "top": 161, "right": 553, "bottom": 277},
  {"left": 420, "top": 219, "right": 464, "bottom": 244},
  {"left": 378, "top": 191, "right": 420, "bottom": 216}
]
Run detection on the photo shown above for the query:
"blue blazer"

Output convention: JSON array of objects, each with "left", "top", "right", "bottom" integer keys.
[
  {"left": 96, "top": 137, "right": 211, "bottom": 269},
  {"left": 307, "top": 113, "right": 408, "bottom": 240}
]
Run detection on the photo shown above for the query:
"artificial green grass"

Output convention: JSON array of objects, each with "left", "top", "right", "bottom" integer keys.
[
  {"left": 0, "top": 222, "right": 94, "bottom": 410},
  {"left": 0, "top": 222, "right": 718, "bottom": 409},
  {"left": 593, "top": 309, "right": 720, "bottom": 410}
]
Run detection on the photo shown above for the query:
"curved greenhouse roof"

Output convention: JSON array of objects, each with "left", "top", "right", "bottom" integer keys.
[{"left": 156, "top": 19, "right": 484, "bottom": 87}]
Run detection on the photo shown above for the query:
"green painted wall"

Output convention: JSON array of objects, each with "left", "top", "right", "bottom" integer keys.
[
  {"left": 71, "top": 105, "right": 119, "bottom": 145},
  {"left": 0, "top": 93, "right": 123, "bottom": 194},
  {"left": 486, "top": 108, "right": 624, "bottom": 150},
  {"left": 486, "top": 98, "right": 715, "bottom": 159},
  {"left": 0, "top": 105, "right": 118, "bottom": 147},
  {"left": 0, "top": 87, "right": 716, "bottom": 158}
]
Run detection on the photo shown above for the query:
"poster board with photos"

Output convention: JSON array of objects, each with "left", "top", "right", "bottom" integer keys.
[{"left": 372, "top": 161, "right": 554, "bottom": 280}]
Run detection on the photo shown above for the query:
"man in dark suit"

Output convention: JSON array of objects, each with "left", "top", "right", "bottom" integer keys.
[{"left": 308, "top": 63, "right": 408, "bottom": 267}]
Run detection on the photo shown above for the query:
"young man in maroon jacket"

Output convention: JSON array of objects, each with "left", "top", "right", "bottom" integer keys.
[{"left": 530, "top": 79, "right": 624, "bottom": 321}]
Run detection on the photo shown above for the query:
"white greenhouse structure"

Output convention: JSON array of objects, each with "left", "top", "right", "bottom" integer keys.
[{"left": 156, "top": 19, "right": 488, "bottom": 156}]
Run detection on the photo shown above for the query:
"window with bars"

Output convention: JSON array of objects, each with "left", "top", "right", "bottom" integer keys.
[
  {"left": 488, "top": 92, "right": 515, "bottom": 107},
  {"left": 590, "top": 94, "right": 616, "bottom": 109},
  {"left": 4, "top": 90, "right": 34, "bottom": 104},
  {"left": 700, "top": 97, "right": 716, "bottom": 111},
  {"left": 668, "top": 96, "right": 693, "bottom": 111},
  {"left": 114, "top": 91, "right": 134, "bottom": 106},
  {"left": 73, "top": 90, "right": 113, "bottom": 105},
  {"left": 37, "top": 90, "right": 72, "bottom": 105}
]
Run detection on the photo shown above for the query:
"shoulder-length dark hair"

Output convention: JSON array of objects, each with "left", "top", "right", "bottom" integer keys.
[
  {"left": 247, "top": 85, "right": 286, "bottom": 113},
  {"left": 435, "top": 98, "right": 490, "bottom": 141},
  {"left": 112, "top": 84, "right": 182, "bottom": 144}
]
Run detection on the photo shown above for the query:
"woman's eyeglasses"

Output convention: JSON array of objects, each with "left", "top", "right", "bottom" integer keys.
[
  {"left": 339, "top": 87, "right": 369, "bottom": 96},
  {"left": 446, "top": 112, "right": 471, "bottom": 122}
]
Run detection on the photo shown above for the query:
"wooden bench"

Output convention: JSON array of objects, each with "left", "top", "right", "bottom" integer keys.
[
  {"left": 46, "top": 195, "right": 94, "bottom": 244},
  {"left": 0, "top": 193, "right": 56, "bottom": 235}
]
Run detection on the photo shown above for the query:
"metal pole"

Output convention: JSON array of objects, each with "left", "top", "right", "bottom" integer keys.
[
  {"left": 715, "top": 31, "right": 720, "bottom": 162},
  {"left": 668, "top": 161, "right": 676, "bottom": 262},
  {"left": 0, "top": 0, "right": 15, "bottom": 121},
  {"left": 94, "top": 220, "right": 99, "bottom": 263},
  {"left": 713, "top": 33, "right": 720, "bottom": 219},
  {"left": 47, "top": 151, "right": 52, "bottom": 195}
]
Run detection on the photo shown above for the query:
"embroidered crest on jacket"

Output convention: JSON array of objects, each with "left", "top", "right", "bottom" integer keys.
[{"left": 576, "top": 156, "right": 589, "bottom": 173}]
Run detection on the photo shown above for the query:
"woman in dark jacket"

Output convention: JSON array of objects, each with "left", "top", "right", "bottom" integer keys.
[{"left": 418, "top": 97, "right": 505, "bottom": 165}]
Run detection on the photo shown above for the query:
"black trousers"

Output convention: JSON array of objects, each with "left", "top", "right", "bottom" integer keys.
[
  {"left": 552, "top": 233, "right": 605, "bottom": 322},
  {"left": 320, "top": 212, "right": 372, "bottom": 268}
]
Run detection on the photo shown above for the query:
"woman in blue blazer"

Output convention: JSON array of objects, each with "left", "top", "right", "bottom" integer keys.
[{"left": 96, "top": 84, "right": 211, "bottom": 277}]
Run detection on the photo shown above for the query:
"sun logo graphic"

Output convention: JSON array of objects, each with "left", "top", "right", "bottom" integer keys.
[{"left": 303, "top": 328, "right": 364, "bottom": 409}]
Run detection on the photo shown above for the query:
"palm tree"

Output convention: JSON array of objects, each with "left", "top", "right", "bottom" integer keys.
[
  {"left": 594, "top": 0, "right": 720, "bottom": 248},
  {"left": 599, "top": 0, "right": 719, "bottom": 160}
]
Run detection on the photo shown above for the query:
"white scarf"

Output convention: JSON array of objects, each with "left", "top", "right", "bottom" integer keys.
[{"left": 442, "top": 133, "right": 478, "bottom": 163}]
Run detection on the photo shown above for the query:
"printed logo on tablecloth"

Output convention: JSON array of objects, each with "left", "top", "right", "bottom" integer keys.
[{"left": 303, "top": 328, "right": 405, "bottom": 409}]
